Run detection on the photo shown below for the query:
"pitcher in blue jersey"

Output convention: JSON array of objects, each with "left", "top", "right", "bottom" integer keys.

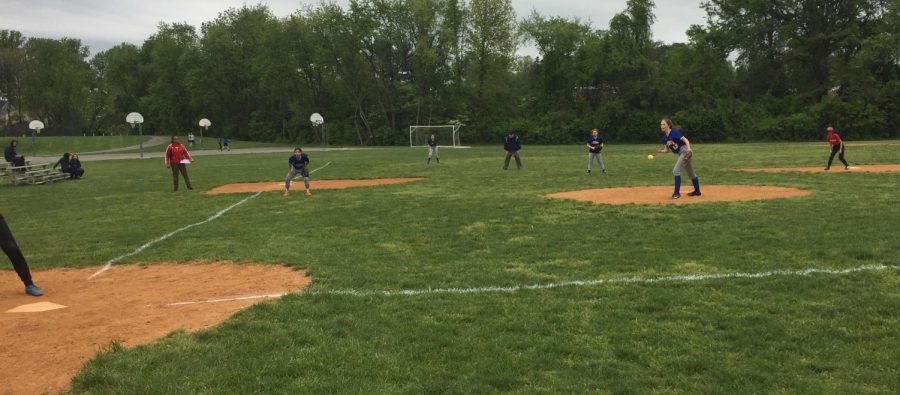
[
  {"left": 585, "top": 129, "right": 606, "bottom": 174},
  {"left": 655, "top": 118, "right": 700, "bottom": 199},
  {"left": 283, "top": 148, "right": 311, "bottom": 197}
]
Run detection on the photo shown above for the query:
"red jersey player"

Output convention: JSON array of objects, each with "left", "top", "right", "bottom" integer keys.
[{"left": 825, "top": 126, "right": 849, "bottom": 171}]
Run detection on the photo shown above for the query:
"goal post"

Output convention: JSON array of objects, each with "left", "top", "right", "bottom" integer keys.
[{"left": 409, "top": 125, "right": 461, "bottom": 147}]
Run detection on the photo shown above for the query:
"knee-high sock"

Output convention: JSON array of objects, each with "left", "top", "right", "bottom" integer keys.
[
  {"left": 692, "top": 177, "right": 700, "bottom": 193},
  {"left": 674, "top": 176, "right": 682, "bottom": 195}
]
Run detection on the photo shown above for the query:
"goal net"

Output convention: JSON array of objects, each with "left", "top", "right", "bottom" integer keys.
[{"left": 409, "top": 125, "right": 461, "bottom": 147}]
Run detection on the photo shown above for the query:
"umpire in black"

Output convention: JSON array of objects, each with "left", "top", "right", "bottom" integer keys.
[{"left": 503, "top": 131, "right": 522, "bottom": 170}]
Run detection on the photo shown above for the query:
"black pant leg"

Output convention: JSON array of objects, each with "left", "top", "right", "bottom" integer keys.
[
  {"left": 827, "top": 148, "right": 838, "bottom": 167},
  {"left": 0, "top": 215, "right": 33, "bottom": 286},
  {"left": 178, "top": 164, "right": 192, "bottom": 189},
  {"left": 171, "top": 166, "right": 180, "bottom": 190}
]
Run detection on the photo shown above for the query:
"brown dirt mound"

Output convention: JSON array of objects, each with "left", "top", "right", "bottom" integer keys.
[
  {"left": 207, "top": 177, "right": 424, "bottom": 194},
  {"left": 0, "top": 262, "right": 309, "bottom": 395},
  {"left": 544, "top": 185, "right": 811, "bottom": 205},
  {"left": 735, "top": 164, "right": 900, "bottom": 173}
]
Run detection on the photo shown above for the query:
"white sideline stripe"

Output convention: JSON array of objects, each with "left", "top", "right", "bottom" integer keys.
[
  {"left": 88, "top": 192, "right": 263, "bottom": 279},
  {"left": 304, "top": 264, "right": 899, "bottom": 297},
  {"left": 165, "top": 293, "right": 287, "bottom": 306},
  {"left": 291, "top": 160, "right": 333, "bottom": 180},
  {"left": 309, "top": 161, "right": 332, "bottom": 174},
  {"left": 89, "top": 161, "right": 334, "bottom": 280}
]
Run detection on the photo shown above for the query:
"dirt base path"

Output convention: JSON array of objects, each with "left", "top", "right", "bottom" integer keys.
[
  {"left": 544, "top": 185, "right": 811, "bottom": 205},
  {"left": 207, "top": 177, "right": 424, "bottom": 195},
  {"left": 0, "top": 262, "right": 309, "bottom": 395},
  {"left": 734, "top": 164, "right": 900, "bottom": 173}
]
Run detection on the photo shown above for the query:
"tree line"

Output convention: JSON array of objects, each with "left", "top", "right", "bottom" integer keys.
[{"left": 1, "top": 0, "right": 897, "bottom": 145}]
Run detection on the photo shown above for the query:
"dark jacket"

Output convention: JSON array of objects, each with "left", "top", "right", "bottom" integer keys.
[
  {"left": 54, "top": 154, "right": 72, "bottom": 172},
  {"left": 504, "top": 134, "right": 521, "bottom": 151},
  {"left": 4, "top": 146, "right": 17, "bottom": 163}
]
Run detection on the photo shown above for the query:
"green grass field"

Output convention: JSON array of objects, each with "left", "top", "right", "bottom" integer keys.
[
  {"left": 1, "top": 135, "right": 152, "bottom": 156},
  {"left": 2, "top": 141, "right": 898, "bottom": 393}
]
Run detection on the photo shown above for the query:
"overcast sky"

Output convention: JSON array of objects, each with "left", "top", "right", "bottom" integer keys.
[{"left": 0, "top": 0, "right": 708, "bottom": 57}]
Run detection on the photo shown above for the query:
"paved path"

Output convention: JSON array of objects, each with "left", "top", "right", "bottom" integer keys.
[
  {"left": 31, "top": 146, "right": 354, "bottom": 163},
  {"left": 81, "top": 136, "right": 170, "bottom": 154}
]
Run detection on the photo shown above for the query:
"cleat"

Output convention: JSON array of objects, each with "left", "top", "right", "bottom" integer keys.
[
  {"left": 672, "top": 193, "right": 681, "bottom": 199},
  {"left": 282, "top": 191, "right": 289, "bottom": 197},
  {"left": 305, "top": 190, "right": 312, "bottom": 196},
  {"left": 843, "top": 166, "right": 849, "bottom": 171},
  {"left": 687, "top": 191, "right": 701, "bottom": 197},
  {"left": 25, "top": 284, "right": 43, "bottom": 297},
  {"left": 587, "top": 170, "right": 591, "bottom": 174},
  {"left": 823, "top": 167, "right": 830, "bottom": 171}
]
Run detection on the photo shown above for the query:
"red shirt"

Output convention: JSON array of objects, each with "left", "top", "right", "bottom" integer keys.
[
  {"left": 165, "top": 143, "right": 193, "bottom": 165},
  {"left": 827, "top": 132, "right": 842, "bottom": 146}
]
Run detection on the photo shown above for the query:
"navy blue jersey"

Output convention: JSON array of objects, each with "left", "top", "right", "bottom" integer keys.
[
  {"left": 662, "top": 129, "right": 685, "bottom": 154},
  {"left": 588, "top": 136, "right": 604, "bottom": 153},
  {"left": 504, "top": 134, "right": 521, "bottom": 151},
  {"left": 427, "top": 136, "right": 437, "bottom": 147},
  {"left": 289, "top": 154, "right": 309, "bottom": 170}
]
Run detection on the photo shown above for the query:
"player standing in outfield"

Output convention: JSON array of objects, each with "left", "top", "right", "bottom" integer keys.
[
  {"left": 825, "top": 126, "right": 849, "bottom": 171},
  {"left": 656, "top": 118, "right": 700, "bottom": 199},
  {"left": 187, "top": 131, "right": 196, "bottom": 147},
  {"left": 426, "top": 133, "right": 440, "bottom": 164},
  {"left": 503, "top": 131, "right": 522, "bottom": 170},
  {"left": 284, "top": 148, "right": 312, "bottom": 197},
  {"left": 586, "top": 129, "right": 606, "bottom": 174},
  {"left": 1, "top": 213, "right": 42, "bottom": 296},
  {"left": 164, "top": 135, "right": 193, "bottom": 191}
]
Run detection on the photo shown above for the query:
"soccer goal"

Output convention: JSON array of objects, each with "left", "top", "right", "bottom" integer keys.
[{"left": 409, "top": 125, "right": 462, "bottom": 147}]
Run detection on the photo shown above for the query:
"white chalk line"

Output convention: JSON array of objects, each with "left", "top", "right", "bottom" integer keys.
[
  {"left": 303, "top": 264, "right": 899, "bottom": 297},
  {"left": 291, "top": 160, "right": 333, "bottom": 180},
  {"left": 88, "top": 192, "right": 263, "bottom": 279},
  {"left": 89, "top": 161, "right": 334, "bottom": 280},
  {"left": 165, "top": 293, "right": 287, "bottom": 306}
]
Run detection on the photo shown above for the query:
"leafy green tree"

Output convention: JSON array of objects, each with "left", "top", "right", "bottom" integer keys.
[
  {"left": 0, "top": 30, "right": 27, "bottom": 132},
  {"left": 140, "top": 23, "right": 200, "bottom": 135},
  {"left": 21, "top": 37, "right": 92, "bottom": 132},
  {"left": 465, "top": 0, "right": 517, "bottom": 135}
]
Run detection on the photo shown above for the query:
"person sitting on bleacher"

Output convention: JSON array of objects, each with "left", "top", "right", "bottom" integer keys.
[
  {"left": 70, "top": 153, "right": 84, "bottom": 179},
  {"left": 53, "top": 152, "right": 85, "bottom": 179},
  {"left": 4, "top": 139, "right": 26, "bottom": 167}
]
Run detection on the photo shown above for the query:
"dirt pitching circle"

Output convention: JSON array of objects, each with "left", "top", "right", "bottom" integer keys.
[
  {"left": 735, "top": 164, "right": 900, "bottom": 173},
  {"left": 0, "top": 262, "right": 309, "bottom": 395},
  {"left": 207, "top": 178, "right": 424, "bottom": 195},
  {"left": 544, "top": 185, "right": 811, "bottom": 205}
]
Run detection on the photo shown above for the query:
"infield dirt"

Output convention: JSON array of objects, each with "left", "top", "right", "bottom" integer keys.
[
  {"left": 544, "top": 185, "right": 812, "bottom": 205},
  {"left": 207, "top": 177, "right": 424, "bottom": 194},
  {"left": 0, "top": 262, "right": 309, "bottom": 394}
]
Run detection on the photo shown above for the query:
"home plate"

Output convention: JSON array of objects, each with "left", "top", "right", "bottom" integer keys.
[{"left": 5, "top": 302, "right": 68, "bottom": 313}]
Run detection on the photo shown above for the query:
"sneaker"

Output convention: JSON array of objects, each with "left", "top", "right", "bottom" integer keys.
[
  {"left": 687, "top": 191, "right": 701, "bottom": 197},
  {"left": 305, "top": 190, "right": 312, "bottom": 196},
  {"left": 672, "top": 193, "right": 681, "bottom": 199},
  {"left": 843, "top": 166, "right": 850, "bottom": 171},
  {"left": 824, "top": 167, "right": 830, "bottom": 171},
  {"left": 282, "top": 191, "right": 289, "bottom": 197},
  {"left": 602, "top": 169, "right": 606, "bottom": 174},
  {"left": 587, "top": 170, "right": 591, "bottom": 174},
  {"left": 25, "top": 284, "right": 43, "bottom": 296}
]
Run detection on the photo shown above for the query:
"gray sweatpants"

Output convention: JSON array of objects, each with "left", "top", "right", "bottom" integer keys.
[
  {"left": 285, "top": 168, "right": 309, "bottom": 191},
  {"left": 587, "top": 152, "right": 605, "bottom": 171},
  {"left": 503, "top": 151, "right": 522, "bottom": 169},
  {"left": 673, "top": 149, "right": 697, "bottom": 178}
]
